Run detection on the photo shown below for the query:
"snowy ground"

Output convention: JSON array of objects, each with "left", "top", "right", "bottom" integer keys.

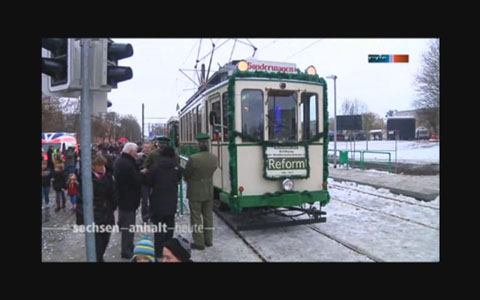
[
  {"left": 324, "top": 179, "right": 439, "bottom": 261},
  {"left": 329, "top": 140, "right": 439, "bottom": 164},
  {"left": 277, "top": 179, "right": 440, "bottom": 261}
]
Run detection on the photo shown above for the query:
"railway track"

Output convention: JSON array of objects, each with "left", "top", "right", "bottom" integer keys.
[
  {"left": 213, "top": 207, "right": 268, "bottom": 262},
  {"left": 214, "top": 206, "right": 383, "bottom": 262},
  {"left": 330, "top": 196, "right": 439, "bottom": 231},
  {"left": 303, "top": 222, "right": 384, "bottom": 262},
  {"left": 329, "top": 182, "right": 439, "bottom": 210},
  {"left": 329, "top": 183, "right": 439, "bottom": 231},
  {"left": 214, "top": 182, "right": 440, "bottom": 262}
]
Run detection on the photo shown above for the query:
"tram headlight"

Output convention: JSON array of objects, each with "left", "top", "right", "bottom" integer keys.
[
  {"left": 237, "top": 60, "right": 248, "bottom": 72},
  {"left": 305, "top": 65, "right": 317, "bottom": 75},
  {"left": 282, "top": 178, "right": 294, "bottom": 191}
]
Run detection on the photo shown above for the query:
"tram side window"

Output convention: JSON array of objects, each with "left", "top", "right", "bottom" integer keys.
[
  {"left": 188, "top": 109, "right": 195, "bottom": 142},
  {"left": 191, "top": 111, "right": 194, "bottom": 141},
  {"left": 184, "top": 114, "right": 187, "bottom": 142},
  {"left": 211, "top": 101, "right": 221, "bottom": 141},
  {"left": 180, "top": 117, "right": 183, "bottom": 142},
  {"left": 241, "top": 90, "right": 264, "bottom": 142},
  {"left": 188, "top": 112, "right": 192, "bottom": 142},
  {"left": 222, "top": 92, "right": 228, "bottom": 141},
  {"left": 300, "top": 93, "right": 319, "bottom": 140},
  {"left": 205, "top": 101, "right": 209, "bottom": 134},
  {"left": 185, "top": 114, "right": 189, "bottom": 142},
  {"left": 193, "top": 107, "right": 198, "bottom": 136},
  {"left": 267, "top": 90, "right": 297, "bottom": 141},
  {"left": 183, "top": 116, "right": 186, "bottom": 142},
  {"left": 197, "top": 105, "right": 203, "bottom": 135}
]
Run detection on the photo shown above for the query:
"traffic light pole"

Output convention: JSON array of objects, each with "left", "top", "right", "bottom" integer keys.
[{"left": 80, "top": 39, "right": 97, "bottom": 262}]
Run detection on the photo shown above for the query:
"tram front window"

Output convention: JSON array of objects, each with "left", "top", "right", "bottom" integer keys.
[
  {"left": 241, "top": 90, "right": 264, "bottom": 141},
  {"left": 267, "top": 90, "right": 298, "bottom": 141}
]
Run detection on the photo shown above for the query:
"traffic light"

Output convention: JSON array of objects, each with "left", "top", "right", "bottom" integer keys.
[
  {"left": 107, "top": 39, "right": 133, "bottom": 88},
  {"left": 41, "top": 38, "right": 81, "bottom": 93},
  {"left": 41, "top": 38, "right": 67, "bottom": 86}
]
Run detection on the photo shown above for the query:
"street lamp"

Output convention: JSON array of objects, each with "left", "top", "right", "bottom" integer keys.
[{"left": 326, "top": 75, "right": 338, "bottom": 168}]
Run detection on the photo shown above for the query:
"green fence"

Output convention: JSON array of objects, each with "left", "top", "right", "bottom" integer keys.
[
  {"left": 360, "top": 151, "right": 392, "bottom": 173},
  {"left": 329, "top": 149, "right": 392, "bottom": 173}
]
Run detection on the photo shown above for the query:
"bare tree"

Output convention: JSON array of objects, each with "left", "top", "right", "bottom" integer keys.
[
  {"left": 118, "top": 115, "right": 142, "bottom": 142},
  {"left": 329, "top": 117, "right": 335, "bottom": 131},
  {"left": 413, "top": 39, "right": 440, "bottom": 136},
  {"left": 385, "top": 109, "right": 397, "bottom": 118},
  {"left": 42, "top": 96, "right": 82, "bottom": 134},
  {"left": 362, "top": 112, "right": 385, "bottom": 132},
  {"left": 341, "top": 98, "right": 369, "bottom": 115},
  {"left": 42, "top": 95, "right": 142, "bottom": 143},
  {"left": 104, "top": 112, "right": 121, "bottom": 141}
]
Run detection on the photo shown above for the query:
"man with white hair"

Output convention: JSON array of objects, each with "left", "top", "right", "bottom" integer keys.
[{"left": 114, "top": 142, "right": 144, "bottom": 259}]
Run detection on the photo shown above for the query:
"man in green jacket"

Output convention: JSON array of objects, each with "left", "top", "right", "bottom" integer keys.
[
  {"left": 143, "top": 136, "right": 170, "bottom": 170},
  {"left": 143, "top": 136, "right": 180, "bottom": 170},
  {"left": 183, "top": 133, "right": 218, "bottom": 250}
]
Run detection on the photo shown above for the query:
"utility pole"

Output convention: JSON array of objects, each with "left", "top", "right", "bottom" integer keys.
[
  {"left": 80, "top": 39, "right": 97, "bottom": 262},
  {"left": 113, "top": 113, "right": 116, "bottom": 141},
  {"left": 326, "top": 75, "right": 338, "bottom": 168}
]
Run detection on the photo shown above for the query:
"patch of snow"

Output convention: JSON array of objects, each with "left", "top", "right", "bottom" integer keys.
[{"left": 330, "top": 140, "right": 439, "bottom": 164}]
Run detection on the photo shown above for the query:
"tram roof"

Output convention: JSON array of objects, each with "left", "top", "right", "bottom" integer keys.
[
  {"left": 179, "top": 59, "right": 322, "bottom": 114},
  {"left": 167, "top": 116, "right": 179, "bottom": 123},
  {"left": 180, "top": 61, "right": 238, "bottom": 113}
]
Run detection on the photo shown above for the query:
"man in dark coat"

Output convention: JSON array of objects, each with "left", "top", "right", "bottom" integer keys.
[
  {"left": 52, "top": 164, "right": 67, "bottom": 211},
  {"left": 137, "top": 142, "right": 153, "bottom": 224},
  {"left": 64, "top": 147, "right": 77, "bottom": 177},
  {"left": 145, "top": 145, "right": 182, "bottom": 258},
  {"left": 113, "top": 142, "right": 144, "bottom": 259},
  {"left": 47, "top": 145, "right": 55, "bottom": 171},
  {"left": 76, "top": 155, "right": 117, "bottom": 262},
  {"left": 42, "top": 160, "right": 52, "bottom": 208}
]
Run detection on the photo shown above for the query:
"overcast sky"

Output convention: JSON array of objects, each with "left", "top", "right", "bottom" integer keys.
[{"left": 107, "top": 38, "right": 435, "bottom": 134}]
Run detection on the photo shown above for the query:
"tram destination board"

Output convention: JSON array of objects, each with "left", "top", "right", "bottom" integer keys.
[{"left": 265, "top": 146, "right": 308, "bottom": 178}]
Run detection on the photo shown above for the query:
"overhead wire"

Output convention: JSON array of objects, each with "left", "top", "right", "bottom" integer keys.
[{"left": 283, "top": 39, "right": 322, "bottom": 61}]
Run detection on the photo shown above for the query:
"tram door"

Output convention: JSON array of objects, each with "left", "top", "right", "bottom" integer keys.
[{"left": 208, "top": 94, "right": 223, "bottom": 190}]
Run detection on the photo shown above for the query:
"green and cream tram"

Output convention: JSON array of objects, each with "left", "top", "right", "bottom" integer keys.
[{"left": 178, "top": 59, "right": 330, "bottom": 226}]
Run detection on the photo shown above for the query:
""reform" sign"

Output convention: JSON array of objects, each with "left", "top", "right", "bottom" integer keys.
[{"left": 265, "top": 146, "right": 308, "bottom": 178}]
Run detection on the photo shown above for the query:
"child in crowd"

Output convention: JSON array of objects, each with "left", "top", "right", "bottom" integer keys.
[
  {"left": 66, "top": 173, "right": 79, "bottom": 211},
  {"left": 131, "top": 236, "right": 156, "bottom": 263}
]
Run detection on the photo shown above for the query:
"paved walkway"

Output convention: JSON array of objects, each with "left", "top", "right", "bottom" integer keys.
[{"left": 328, "top": 167, "right": 440, "bottom": 201}]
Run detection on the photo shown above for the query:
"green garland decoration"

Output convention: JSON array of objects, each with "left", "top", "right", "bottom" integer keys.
[
  {"left": 227, "top": 75, "right": 239, "bottom": 211},
  {"left": 227, "top": 70, "right": 330, "bottom": 211}
]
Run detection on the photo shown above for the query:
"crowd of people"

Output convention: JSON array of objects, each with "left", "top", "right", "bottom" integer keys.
[
  {"left": 42, "top": 145, "right": 79, "bottom": 212},
  {"left": 42, "top": 135, "right": 218, "bottom": 263}
]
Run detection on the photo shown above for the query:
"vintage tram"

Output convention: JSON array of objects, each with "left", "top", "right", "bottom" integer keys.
[{"left": 177, "top": 58, "right": 330, "bottom": 229}]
